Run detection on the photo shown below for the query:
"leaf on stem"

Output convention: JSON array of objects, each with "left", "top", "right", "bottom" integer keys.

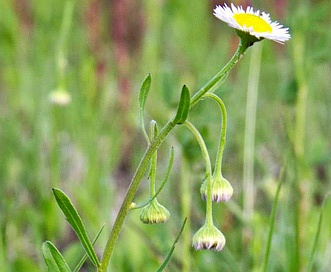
[
  {"left": 52, "top": 188, "right": 99, "bottom": 267},
  {"left": 42, "top": 241, "right": 72, "bottom": 272},
  {"left": 173, "top": 85, "right": 190, "bottom": 125},
  {"left": 138, "top": 74, "right": 152, "bottom": 142}
]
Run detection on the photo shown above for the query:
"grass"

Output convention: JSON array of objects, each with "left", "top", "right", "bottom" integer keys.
[{"left": 1, "top": 0, "right": 331, "bottom": 271}]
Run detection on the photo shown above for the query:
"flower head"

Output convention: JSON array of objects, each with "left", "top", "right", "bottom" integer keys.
[
  {"left": 200, "top": 175, "right": 234, "bottom": 203},
  {"left": 139, "top": 200, "right": 170, "bottom": 224},
  {"left": 192, "top": 224, "right": 226, "bottom": 251},
  {"left": 214, "top": 4, "right": 290, "bottom": 44}
]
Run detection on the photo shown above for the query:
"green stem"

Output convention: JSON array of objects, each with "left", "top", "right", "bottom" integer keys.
[
  {"left": 98, "top": 40, "right": 248, "bottom": 272},
  {"left": 204, "top": 175, "right": 214, "bottom": 226},
  {"left": 149, "top": 152, "right": 157, "bottom": 197},
  {"left": 184, "top": 121, "right": 212, "bottom": 180},
  {"left": 190, "top": 40, "right": 248, "bottom": 108},
  {"left": 99, "top": 121, "right": 175, "bottom": 272},
  {"left": 205, "top": 93, "right": 227, "bottom": 177},
  {"left": 184, "top": 121, "right": 213, "bottom": 225},
  {"left": 149, "top": 121, "right": 158, "bottom": 196}
]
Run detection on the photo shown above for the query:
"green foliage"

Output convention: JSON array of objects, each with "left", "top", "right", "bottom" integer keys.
[
  {"left": 0, "top": 0, "right": 331, "bottom": 271},
  {"left": 173, "top": 85, "right": 190, "bottom": 125},
  {"left": 52, "top": 188, "right": 99, "bottom": 267},
  {"left": 139, "top": 74, "right": 152, "bottom": 141},
  {"left": 42, "top": 241, "right": 72, "bottom": 272}
]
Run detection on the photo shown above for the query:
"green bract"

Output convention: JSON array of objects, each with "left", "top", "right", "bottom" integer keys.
[
  {"left": 192, "top": 224, "right": 226, "bottom": 251},
  {"left": 140, "top": 200, "right": 170, "bottom": 224}
]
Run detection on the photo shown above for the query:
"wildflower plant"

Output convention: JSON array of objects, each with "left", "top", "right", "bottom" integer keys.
[{"left": 42, "top": 3, "right": 290, "bottom": 271}]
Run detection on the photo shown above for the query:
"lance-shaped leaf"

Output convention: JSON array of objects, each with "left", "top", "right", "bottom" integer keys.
[
  {"left": 173, "top": 85, "right": 190, "bottom": 125},
  {"left": 52, "top": 188, "right": 99, "bottom": 267},
  {"left": 138, "top": 74, "right": 152, "bottom": 142},
  {"left": 42, "top": 241, "right": 72, "bottom": 272}
]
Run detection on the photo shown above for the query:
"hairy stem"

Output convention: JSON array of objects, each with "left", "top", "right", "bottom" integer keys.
[
  {"left": 205, "top": 93, "right": 227, "bottom": 177},
  {"left": 184, "top": 121, "right": 213, "bottom": 225},
  {"left": 190, "top": 40, "right": 248, "bottom": 107},
  {"left": 99, "top": 40, "right": 248, "bottom": 271},
  {"left": 99, "top": 121, "right": 175, "bottom": 271}
]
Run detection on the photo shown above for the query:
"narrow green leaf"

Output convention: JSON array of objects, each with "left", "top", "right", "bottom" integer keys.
[
  {"left": 157, "top": 217, "right": 187, "bottom": 272},
  {"left": 263, "top": 166, "right": 284, "bottom": 272},
  {"left": 306, "top": 192, "right": 331, "bottom": 272},
  {"left": 42, "top": 241, "right": 72, "bottom": 272},
  {"left": 73, "top": 225, "right": 105, "bottom": 272},
  {"left": 52, "top": 188, "right": 99, "bottom": 267},
  {"left": 138, "top": 74, "right": 152, "bottom": 142},
  {"left": 173, "top": 85, "right": 190, "bottom": 125}
]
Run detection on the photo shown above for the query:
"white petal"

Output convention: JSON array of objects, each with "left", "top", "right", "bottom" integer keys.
[{"left": 213, "top": 3, "right": 291, "bottom": 43}]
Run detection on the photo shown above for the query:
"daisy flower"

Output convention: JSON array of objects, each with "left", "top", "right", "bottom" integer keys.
[{"left": 214, "top": 3, "right": 290, "bottom": 44}]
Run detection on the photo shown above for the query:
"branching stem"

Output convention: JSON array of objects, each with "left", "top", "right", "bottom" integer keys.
[{"left": 98, "top": 40, "right": 248, "bottom": 272}]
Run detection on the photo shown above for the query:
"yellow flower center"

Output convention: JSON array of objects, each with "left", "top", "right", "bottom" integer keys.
[{"left": 233, "top": 14, "right": 272, "bottom": 33}]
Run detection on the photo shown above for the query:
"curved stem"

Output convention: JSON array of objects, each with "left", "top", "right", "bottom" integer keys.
[
  {"left": 205, "top": 93, "right": 227, "bottom": 177},
  {"left": 184, "top": 121, "right": 212, "bottom": 182},
  {"left": 184, "top": 121, "right": 213, "bottom": 225},
  {"left": 99, "top": 40, "right": 248, "bottom": 272},
  {"left": 190, "top": 40, "right": 248, "bottom": 108}
]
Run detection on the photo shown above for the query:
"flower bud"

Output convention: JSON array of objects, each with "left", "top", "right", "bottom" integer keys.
[
  {"left": 200, "top": 175, "right": 233, "bottom": 202},
  {"left": 129, "top": 202, "right": 137, "bottom": 210},
  {"left": 139, "top": 200, "right": 170, "bottom": 224},
  {"left": 192, "top": 224, "right": 226, "bottom": 251}
]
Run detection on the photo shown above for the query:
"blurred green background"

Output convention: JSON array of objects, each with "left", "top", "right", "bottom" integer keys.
[{"left": 1, "top": 0, "right": 330, "bottom": 271}]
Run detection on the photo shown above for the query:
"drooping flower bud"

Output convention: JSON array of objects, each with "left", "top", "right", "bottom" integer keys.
[
  {"left": 139, "top": 200, "right": 170, "bottom": 224},
  {"left": 192, "top": 224, "right": 226, "bottom": 251},
  {"left": 200, "top": 175, "right": 233, "bottom": 202}
]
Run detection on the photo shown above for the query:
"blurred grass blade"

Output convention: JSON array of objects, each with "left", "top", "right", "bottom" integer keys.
[
  {"left": 262, "top": 166, "right": 284, "bottom": 272},
  {"left": 173, "top": 85, "right": 190, "bottom": 125},
  {"left": 306, "top": 192, "right": 331, "bottom": 272},
  {"left": 157, "top": 217, "right": 187, "bottom": 272},
  {"left": 73, "top": 225, "right": 105, "bottom": 272},
  {"left": 42, "top": 241, "right": 72, "bottom": 272},
  {"left": 138, "top": 74, "right": 152, "bottom": 142},
  {"left": 52, "top": 188, "right": 99, "bottom": 267}
]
